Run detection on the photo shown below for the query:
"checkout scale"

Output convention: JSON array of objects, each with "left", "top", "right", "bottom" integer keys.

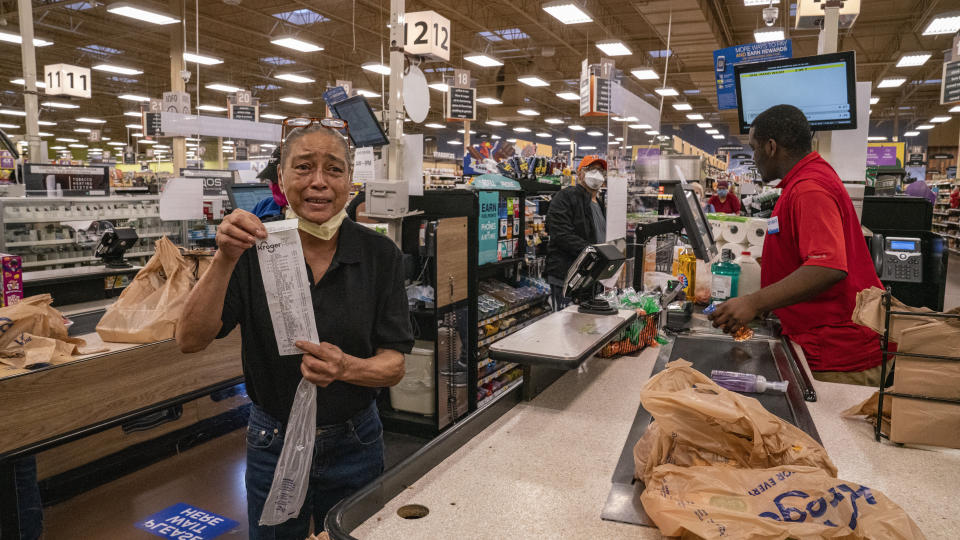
[{"left": 489, "top": 182, "right": 822, "bottom": 529}]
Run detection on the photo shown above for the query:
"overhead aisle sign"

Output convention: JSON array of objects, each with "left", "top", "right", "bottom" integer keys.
[
  {"left": 713, "top": 40, "right": 792, "bottom": 110},
  {"left": 403, "top": 11, "right": 450, "bottom": 61}
]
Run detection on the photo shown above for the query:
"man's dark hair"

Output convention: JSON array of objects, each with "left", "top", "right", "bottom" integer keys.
[{"left": 751, "top": 104, "right": 813, "bottom": 157}]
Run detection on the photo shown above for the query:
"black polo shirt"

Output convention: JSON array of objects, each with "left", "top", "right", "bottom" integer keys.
[{"left": 216, "top": 218, "right": 414, "bottom": 425}]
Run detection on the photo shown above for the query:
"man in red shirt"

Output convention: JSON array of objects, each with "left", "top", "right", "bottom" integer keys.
[
  {"left": 710, "top": 105, "right": 884, "bottom": 386},
  {"left": 707, "top": 180, "right": 741, "bottom": 214}
]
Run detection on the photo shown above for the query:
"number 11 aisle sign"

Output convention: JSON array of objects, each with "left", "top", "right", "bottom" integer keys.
[
  {"left": 44, "top": 64, "right": 92, "bottom": 98},
  {"left": 403, "top": 11, "right": 450, "bottom": 61}
]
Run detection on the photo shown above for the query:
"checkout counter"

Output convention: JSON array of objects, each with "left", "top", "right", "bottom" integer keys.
[{"left": 324, "top": 184, "right": 959, "bottom": 539}]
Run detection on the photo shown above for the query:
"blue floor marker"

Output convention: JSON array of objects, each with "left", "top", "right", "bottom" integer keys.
[{"left": 135, "top": 503, "right": 239, "bottom": 539}]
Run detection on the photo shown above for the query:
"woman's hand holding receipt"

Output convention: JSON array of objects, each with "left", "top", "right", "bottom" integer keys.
[{"left": 216, "top": 209, "right": 268, "bottom": 262}]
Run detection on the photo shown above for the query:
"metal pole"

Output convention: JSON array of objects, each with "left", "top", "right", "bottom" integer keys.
[
  {"left": 18, "top": 0, "right": 42, "bottom": 164},
  {"left": 816, "top": 4, "right": 840, "bottom": 160},
  {"left": 386, "top": 0, "right": 405, "bottom": 181},
  {"left": 170, "top": 0, "right": 187, "bottom": 173}
]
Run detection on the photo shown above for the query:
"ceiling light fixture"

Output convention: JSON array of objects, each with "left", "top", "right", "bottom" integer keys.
[
  {"left": 712, "top": 134, "right": 725, "bottom": 139},
  {"left": 271, "top": 36, "right": 323, "bottom": 52},
  {"left": 545, "top": 118, "right": 564, "bottom": 125},
  {"left": 866, "top": 136, "right": 887, "bottom": 141},
  {"left": 123, "top": 111, "right": 142, "bottom": 117},
  {"left": 42, "top": 101, "right": 80, "bottom": 109},
  {"left": 518, "top": 76, "right": 549, "bottom": 87},
  {"left": 568, "top": 124, "right": 585, "bottom": 131},
  {"left": 56, "top": 138, "right": 78, "bottom": 142},
  {"left": 870, "top": 96, "right": 879, "bottom": 105},
  {"left": 587, "top": 130, "right": 603, "bottom": 136},
  {"left": 196, "top": 105, "right": 227, "bottom": 112},
  {"left": 464, "top": 53, "right": 503, "bottom": 67},
  {"left": 108, "top": 142, "right": 126, "bottom": 146},
  {"left": 877, "top": 78, "right": 907, "bottom": 88},
  {"left": 92, "top": 64, "right": 143, "bottom": 75},
  {"left": 645, "top": 130, "right": 659, "bottom": 135},
  {"left": 356, "top": 89, "right": 380, "bottom": 98},
  {"left": 118, "top": 94, "right": 151, "bottom": 102},
  {"left": 361, "top": 62, "right": 391, "bottom": 75},
  {"left": 949, "top": 105, "right": 960, "bottom": 113},
  {"left": 705, "top": 129, "right": 719, "bottom": 134},
  {"left": 125, "top": 123, "right": 142, "bottom": 129},
  {"left": 68, "top": 144, "right": 88, "bottom": 148},
  {"left": 74, "top": 128, "right": 91, "bottom": 133},
  {"left": 754, "top": 29, "right": 785, "bottom": 43},
  {"left": 542, "top": 1, "right": 593, "bottom": 24},
  {"left": 580, "top": 145, "right": 597, "bottom": 150},
  {"left": 513, "top": 127, "right": 531, "bottom": 133},
  {"left": 687, "top": 114, "right": 704, "bottom": 120},
  {"left": 275, "top": 73, "right": 315, "bottom": 84},
  {"left": 425, "top": 123, "right": 445, "bottom": 128},
  {"left": 672, "top": 103, "right": 693, "bottom": 111},
  {"left": 595, "top": 40, "right": 631, "bottom": 56},
  {"left": 260, "top": 113, "right": 287, "bottom": 120},
  {"left": 896, "top": 53, "right": 932, "bottom": 68},
  {"left": 0, "top": 30, "right": 53, "bottom": 47},
  {"left": 486, "top": 120, "right": 507, "bottom": 126},
  {"left": 630, "top": 68, "right": 658, "bottom": 80},
  {"left": 518, "top": 108, "right": 540, "bottom": 116},
  {"left": 183, "top": 52, "right": 223, "bottom": 65},
  {"left": 37, "top": 120, "right": 56, "bottom": 126},
  {"left": 536, "top": 132, "right": 552, "bottom": 138},
  {"left": 280, "top": 96, "right": 311, "bottom": 105},
  {"left": 556, "top": 91, "right": 580, "bottom": 100},
  {"left": 903, "top": 131, "right": 920, "bottom": 137},
  {"left": 477, "top": 97, "right": 502, "bottom": 105},
  {"left": 10, "top": 78, "right": 47, "bottom": 88},
  {"left": 744, "top": 0, "right": 779, "bottom": 4},
  {"left": 0, "top": 109, "right": 27, "bottom": 116},
  {"left": 0, "top": 123, "right": 18, "bottom": 129},
  {"left": 917, "top": 124, "right": 935, "bottom": 130},
  {"left": 930, "top": 116, "right": 951, "bottom": 123},
  {"left": 697, "top": 122, "right": 712, "bottom": 128},
  {"left": 921, "top": 11, "right": 960, "bottom": 35},
  {"left": 206, "top": 83, "right": 242, "bottom": 93},
  {"left": 106, "top": 3, "right": 179, "bottom": 25},
  {"left": 76, "top": 117, "right": 106, "bottom": 124},
  {"left": 429, "top": 83, "right": 450, "bottom": 92},
  {"left": 654, "top": 87, "right": 679, "bottom": 96}
]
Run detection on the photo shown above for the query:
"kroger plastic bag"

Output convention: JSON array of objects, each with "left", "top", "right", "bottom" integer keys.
[
  {"left": 633, "top": 360, "right": 837, "bottom": 485},
  {"left": 259, "top": 377, "right": 317, "bottom": 526},
  {"left": 641, "top": 464, "right": 926, "bottom": 539}
]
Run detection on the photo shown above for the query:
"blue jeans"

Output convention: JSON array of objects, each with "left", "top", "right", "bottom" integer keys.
[
  {"left": 245, "top": 402, "right": 384, "bottom": 539},
  {"left": 1, "top": 457, "right": 43, "bottom": 540}
]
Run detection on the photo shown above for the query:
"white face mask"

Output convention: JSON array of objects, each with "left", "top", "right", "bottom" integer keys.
[{"left": 582, "top": 170, "right": 605, "bottom": 190}]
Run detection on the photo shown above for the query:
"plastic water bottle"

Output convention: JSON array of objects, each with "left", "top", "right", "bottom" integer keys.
[
  {"left": 710, "top": 370, "right": 788, "bottom": 393},
  {"left": 735, "top": 251, "right": 761, "bottom": 297}
]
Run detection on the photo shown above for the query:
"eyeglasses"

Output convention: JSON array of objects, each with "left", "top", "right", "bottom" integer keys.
[{"left": 281, "top": 117, "right": 349, "bottom": 142}]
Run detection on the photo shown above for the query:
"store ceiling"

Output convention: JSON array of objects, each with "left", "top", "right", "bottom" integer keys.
[{"left": 0, "top": 0, "right": 957, "bottom": 154}]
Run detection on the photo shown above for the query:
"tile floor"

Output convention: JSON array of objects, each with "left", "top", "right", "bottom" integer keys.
[{"left": 43, "top": 428, "right": 428, "bottom": 539}]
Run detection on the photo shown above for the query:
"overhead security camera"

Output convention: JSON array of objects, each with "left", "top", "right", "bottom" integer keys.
[
  {"left": 180, "top": 69, "right": 192, "bottom": 83},
  {"left": 763, "top": 6, "right": 779, "bottom": 26}
]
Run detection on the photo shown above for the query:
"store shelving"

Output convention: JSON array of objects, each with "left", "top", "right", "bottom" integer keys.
[
  {"left": 21, "top": 250, "right": 155, "bottom": 269},
  {"left": 477, "top": 378, "right": 523, "bottom": 411},
  {"left": 479, "top": 311, "right": 551, "bottom": 347},
  {"left": 478, "top": 294, "right": 549, "bottom": 327},
  {"left": 478, "top": 362, "right": 519, "bottom": 386}
]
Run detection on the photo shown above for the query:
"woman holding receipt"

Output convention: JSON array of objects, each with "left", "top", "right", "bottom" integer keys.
[{"left": 176, "top": 119, "right": 414, "bottom": 539}]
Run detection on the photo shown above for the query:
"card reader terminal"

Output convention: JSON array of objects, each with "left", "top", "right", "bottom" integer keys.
[{"left": 881, "top": 236, "right": 922, "bottom": 283}]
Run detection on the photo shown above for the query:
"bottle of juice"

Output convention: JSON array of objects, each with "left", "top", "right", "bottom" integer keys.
[
  {"left": 677, "top": 248, "right": 697, "bottom": 302},
  {"left": 711, "top": 249, "right": 741, "bottom": 301}
]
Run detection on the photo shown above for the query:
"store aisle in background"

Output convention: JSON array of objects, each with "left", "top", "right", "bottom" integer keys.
[{"left": 43, "top": 428, "right": 428, "bottom": 538}]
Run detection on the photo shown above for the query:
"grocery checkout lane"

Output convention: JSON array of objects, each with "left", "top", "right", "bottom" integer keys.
[{"left": 331, "top": 312, "right": 960, "bottom": 539}]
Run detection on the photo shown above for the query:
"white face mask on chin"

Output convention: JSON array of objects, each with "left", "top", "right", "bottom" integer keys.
[{"left": 582, "top": 170, "right": 605, "bottom": 190}]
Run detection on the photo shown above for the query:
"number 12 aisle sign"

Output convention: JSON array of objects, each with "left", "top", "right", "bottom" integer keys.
[{"left": 403, "top": 11, "right": 450, "bottom": 61}]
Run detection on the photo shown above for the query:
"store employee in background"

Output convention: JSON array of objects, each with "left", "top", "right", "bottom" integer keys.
[
  {"left": 177, "top": 123, "right": 413, "bottom": 538},
  {"left": 710, "top": 104, "right": 885, "bottom": 386},
  {"left": 545, "top": 155, "right": 606, "bottom": 310},
  {"left": 708, "top": 180, "right": 741, "bottom": 214}
]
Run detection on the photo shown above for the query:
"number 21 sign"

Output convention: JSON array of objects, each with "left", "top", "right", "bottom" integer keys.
[
  {"left": 44, "top": 64, "right": 92, "bottom": 99},
  {"left": 403, "top": 11, "right": 450, "bottom": 62}
]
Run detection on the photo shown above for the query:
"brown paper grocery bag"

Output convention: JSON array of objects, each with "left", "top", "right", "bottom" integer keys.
[
  {"left": 0, "top": 295, "right": 104, "bottom": 368},
  {"left": 641, "top": 464, "right": 926, "bottom": 539},
  {"left": 96, "top": 236, "right": 193, "bottom": 343},
  {"left": 634, "top": 360, "right": 837, "bottom": 484},
  {"left": 852, "top": 287, "right": 940, "bottom": 343}
]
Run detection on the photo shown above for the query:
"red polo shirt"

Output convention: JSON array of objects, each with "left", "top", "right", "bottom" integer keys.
[
  {"left": 708, "top": 193, "right": 741, "bottom": 214},
  {"left": 761, "top": 152, "right": 883, "bottom": 373}
]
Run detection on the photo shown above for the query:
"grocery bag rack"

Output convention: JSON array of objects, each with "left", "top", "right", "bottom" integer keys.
[{"left": 876, "top": 290, "right": 960, "bottom": 442}]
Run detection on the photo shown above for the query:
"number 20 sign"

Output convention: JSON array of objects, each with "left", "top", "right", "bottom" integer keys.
[
  {"left": 44, "top": 64, "right": 92, "bottom": 99},
  {"left": 403, "top": 11, "right": 450, "bottom": 62}
]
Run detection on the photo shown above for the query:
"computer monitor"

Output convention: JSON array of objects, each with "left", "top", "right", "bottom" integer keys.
[
  {"left": 227, "top": 182, "right": 273, "bottom": 213},
  {"left": 672, "top": 183, "right": 719, "bottom": 261},
  {"left": 330, "top": 95, "right": 390, "bottom": 148},
  {"left": 734, "top": 51, "right": 857, "bottom": 134}
]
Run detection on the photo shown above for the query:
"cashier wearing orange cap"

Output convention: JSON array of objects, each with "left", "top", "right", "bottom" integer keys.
[
  {"left": 709, "top": 105, "right": 884, "bottom": 386},
  {"left": 545, "top": 155, "right": 607, "bottom": 310},
  {"left": 707, "top": 180, "right": 741, "bottom": 214}
]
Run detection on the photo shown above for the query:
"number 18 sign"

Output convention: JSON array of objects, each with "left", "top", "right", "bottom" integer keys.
[
  {"left": 44, "top": 64, "right": 92, "bottom": 99},
  {"left": 403, "top": 11, "right": 450, "bottom": 61}
]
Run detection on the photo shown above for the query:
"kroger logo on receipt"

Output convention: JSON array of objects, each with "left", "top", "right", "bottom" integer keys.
[{"left": 257, "top": 241, "right": 282, "bottom": 254}]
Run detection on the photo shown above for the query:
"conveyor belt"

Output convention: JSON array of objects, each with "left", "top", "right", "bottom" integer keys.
[{"left": 602, "top": 332, "right": 819, "bottom": 528}]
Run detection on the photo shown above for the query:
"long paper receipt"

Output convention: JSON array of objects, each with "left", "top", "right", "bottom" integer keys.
[{"left": 256, "top": 219, "right": 320, "bottom": 356}]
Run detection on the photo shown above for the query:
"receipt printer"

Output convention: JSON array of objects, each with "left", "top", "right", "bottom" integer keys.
[{"left": 365, "top": 181, "right": 409, "bottom": 217}]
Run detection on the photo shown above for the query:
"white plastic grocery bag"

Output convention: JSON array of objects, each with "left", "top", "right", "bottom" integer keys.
[{"left": 259, "top": 377, "right": 317, "bottom": 526}]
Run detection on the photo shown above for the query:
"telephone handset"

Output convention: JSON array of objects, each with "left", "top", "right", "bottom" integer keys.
[{"left": 873, "top": 234, "right": 923, "bottom": 283}]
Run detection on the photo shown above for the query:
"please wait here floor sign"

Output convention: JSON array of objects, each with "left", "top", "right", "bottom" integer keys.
[{"left": 135, "top": 503, "right": 239, "bottom": 539}]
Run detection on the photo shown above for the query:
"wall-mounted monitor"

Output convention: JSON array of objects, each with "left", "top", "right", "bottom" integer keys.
[{"left": 734, "top": 51, "right": 857, "bottom": 134}]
